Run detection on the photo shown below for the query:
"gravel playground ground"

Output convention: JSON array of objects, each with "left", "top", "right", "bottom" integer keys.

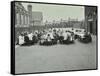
[{"left": 15, "top": 36, "right": 97, "bottom": 74}]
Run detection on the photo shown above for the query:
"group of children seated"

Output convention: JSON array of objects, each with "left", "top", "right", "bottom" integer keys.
[
  {"left": 16, "top": 28, "right": 92, "bottom": 46},
  {"left": 16, "top": 28, "right": 75, "bottom": 46}
]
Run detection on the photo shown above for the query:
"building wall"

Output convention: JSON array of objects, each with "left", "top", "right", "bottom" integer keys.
[
  {"left": 27, "top": 5, "right": 33, "bottom": 26},
  {"left": 32, "top": 12, "right": 43, "bottom": 26},
  {"left": 15, "top": 2, "right": 29, "bottom": 27},
  {"left": 15, "top": 2, "right": 43, "bottom": 27},
  {"left": 85, "top": 6, "right": 97, "bottom": 35}
]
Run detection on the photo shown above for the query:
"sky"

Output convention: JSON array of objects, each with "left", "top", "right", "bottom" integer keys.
[{"left": 22, "top": 2, "right": 85, "bottom": 22}]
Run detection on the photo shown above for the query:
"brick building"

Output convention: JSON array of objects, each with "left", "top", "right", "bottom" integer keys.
[
  {"left": 15, "top": 2, "right": 43, "bottom": 27},
  {"left": 84, "top": 6, "right": 97, "bottom": 35}
]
